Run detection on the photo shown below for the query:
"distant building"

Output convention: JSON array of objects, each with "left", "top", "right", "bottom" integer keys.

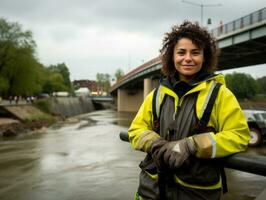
[
  {"left": 74, "top": 87, "right": 90, "bottom": 97},
  {"left": 73, "top": 80, "right": 98, "bottom": 92}
]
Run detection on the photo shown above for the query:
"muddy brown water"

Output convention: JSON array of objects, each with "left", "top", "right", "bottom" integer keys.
[{"left": 0, "top": 109, "right": 265, "bottom": 200}]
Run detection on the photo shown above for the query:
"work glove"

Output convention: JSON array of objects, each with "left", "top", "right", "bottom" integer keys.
[
  {"left": 157, "top": 138, "right": 197, "bottom": 169},
  {"left": 150, "top": 138, "right": 168, "bottom": 169}
]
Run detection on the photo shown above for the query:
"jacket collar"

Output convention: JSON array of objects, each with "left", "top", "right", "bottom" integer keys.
[{"left": 160, "top": 72, "right": 225, "bottom": 95}]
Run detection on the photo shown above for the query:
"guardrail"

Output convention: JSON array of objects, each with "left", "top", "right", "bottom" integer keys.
[
  {"left": 119, "top": 131, "right": 266, "bottom": 199},
  {"left": 119, "top": 131, "right": 266, "bottom": 176},
  {"left": 91, "top": 96, "right": 114, "bottom": 103},
  {"left": 211, "top": 7, "right": 266, "bottom": 37}
]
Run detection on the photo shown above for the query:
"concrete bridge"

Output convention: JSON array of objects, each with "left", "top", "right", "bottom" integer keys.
[{"left": 110, "top": 7, "right": 266, "bottom": 112}]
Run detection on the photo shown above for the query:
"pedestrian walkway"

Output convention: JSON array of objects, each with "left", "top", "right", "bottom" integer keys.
[{"left": 0, "top": 100, "right": 28, "bottom": 106}]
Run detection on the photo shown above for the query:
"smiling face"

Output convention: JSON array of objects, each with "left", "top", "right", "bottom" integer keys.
[{"left": 173, "top": 38, "right": 204, "bottom": 82}]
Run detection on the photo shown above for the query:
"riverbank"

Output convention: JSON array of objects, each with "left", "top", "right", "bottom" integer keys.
[
  {"left": 0, "top": 116, "right": 56, "bottom": 137},
  {"left": 1, "top": 98, "right": 264, "bottom": 137},
  {"left": 0, "top": 103, "right": 58, "bottom": 137},
  {"left": 0, "top": 97, "right": 96, "bottom": 137}
]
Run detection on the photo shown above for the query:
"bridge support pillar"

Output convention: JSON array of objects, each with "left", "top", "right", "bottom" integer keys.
[
  {"left": 117, "top": 89, "right": 143, "bottom": 112},
  {"left": 144, "top": 78, "right": 152, "bottom": 98},
  {"left": 144, "top": 78, "right": 160, "bottom": 98}
]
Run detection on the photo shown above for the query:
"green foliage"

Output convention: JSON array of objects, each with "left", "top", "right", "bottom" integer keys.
[
  {"left": 24, "top": 113, "right": 56, "bottom": 124},
  {"left": 96, "top": 73, "right": 111, "bottom": 92},
  {"left": 225, "top": 72, "right": 257, "bottom": 99},
  {"left": 115, "top": 68, "right": 124, "bottom": 81},
  {"left": 0, "top": 75, "right": 8, "bottom": 92},
  {"left": 0, "top": 18, "right": 74, "bottom": 99},
  {"left": 42, "top": 69, "right": 68, "bottom": 94},
  {"left": 256, "top": 76, "right": 266, "bottom": 94},
  {"left": 0, "top": 18, "right": 42, "bottom": 96},
  {"left": 34, "top": 98, "right": 52, "bottom": 114},
  {"left": 47, "top": 63, "right": 72, "bottom": 92}
]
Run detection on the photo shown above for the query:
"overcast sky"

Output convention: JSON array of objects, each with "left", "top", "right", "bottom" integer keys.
[{"left": 0, "top": 0, "right": 265, "bottom": 81}]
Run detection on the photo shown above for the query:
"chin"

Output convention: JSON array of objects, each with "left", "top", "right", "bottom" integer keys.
[{"left": 183, "top": 72, "right": 197, "bottom": 76}]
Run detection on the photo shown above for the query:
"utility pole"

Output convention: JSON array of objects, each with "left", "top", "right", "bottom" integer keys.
[{"left": 181, "top": 0, "right": 222, "bottom": 26}]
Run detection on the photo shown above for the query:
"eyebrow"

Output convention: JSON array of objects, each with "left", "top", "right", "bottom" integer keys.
[{"left": 176, "top": 48, "right": 201, "bottom": 51}]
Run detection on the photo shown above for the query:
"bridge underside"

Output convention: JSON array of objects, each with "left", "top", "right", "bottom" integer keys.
[
  {"left": 110, "top": 23, "right": 266, "bottom": 112},
  {"left": 219, "top": 37, "right": 266, "bottom": 69},
  {"left": 218, "top": 25, "right": 266, "bottom": 70}
]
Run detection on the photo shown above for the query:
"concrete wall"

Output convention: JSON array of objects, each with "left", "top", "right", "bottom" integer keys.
[
  {"left": 0, "top": 97, "right": 96, "bottom": 122},
  {"left": 51, "top": 97, "right": 95, "bottom": 117},
  {"left": 117, "top": 89, "right": 143, "bottom": 112}
]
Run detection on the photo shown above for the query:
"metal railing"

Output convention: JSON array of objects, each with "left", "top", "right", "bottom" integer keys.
[
  {"left": 110, "top": 56, "right": 161, "bottom": 92},
  {"left": 119, "top": 131, "right": 266, "bottom": 176},
  {"left": 119, "top": 131, "right": 266, "bottom": 199},
  {"left": 210, "top": 7, "right": 266, "bottom": 37}
]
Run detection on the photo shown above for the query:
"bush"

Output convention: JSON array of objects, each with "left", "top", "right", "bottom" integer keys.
[
  {"left": 225, "top": 72, "right": 257, "bottom": 99},
  {"left": 34, "top": 99, "right": 52, "bottom": 114}
]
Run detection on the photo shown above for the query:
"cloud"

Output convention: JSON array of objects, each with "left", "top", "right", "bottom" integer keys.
[{"left": 0, "top": 0, "right": 266, "bottom": 80}]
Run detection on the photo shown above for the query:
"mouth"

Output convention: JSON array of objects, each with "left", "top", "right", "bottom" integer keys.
[
  {"left": 181, "top": 65, "right": 195, "bottom": 71},
  {"left": 182, "top": 65, "right": 195, "bottom": 68},
  {"left": 182, "top": 65, "right": 195, "bottom": 67}
]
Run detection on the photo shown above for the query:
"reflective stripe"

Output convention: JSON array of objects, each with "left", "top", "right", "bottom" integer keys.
[
  {"left": 155, "top": 85, "right": 162, "bottom": 118},
  {"left": 207, "top": 133, "right": 217, "bottom": 158},
  {"left": 199, "top": 81, "right": 217, "bottom": 119},
  {"left": 135, "top": 130, "right": 160, "bottom": 152},
  {"left": 146, "top": 171, "right": 158, "bottom": 180},
  {"left": 174, "top": 175, "right": 222, "bottom": 190}
]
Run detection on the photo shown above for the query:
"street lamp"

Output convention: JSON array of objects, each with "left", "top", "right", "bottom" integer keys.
[{"left": 181, "top": 0, "right": 222, "bottom": 26}]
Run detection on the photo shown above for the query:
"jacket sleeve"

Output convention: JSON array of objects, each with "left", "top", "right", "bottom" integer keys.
[
  {"left": 193, "top": 85, "right": 250, "bottom": 158},
  {"left": 128, "top": 90, "right": 160, "bottom": 153}
]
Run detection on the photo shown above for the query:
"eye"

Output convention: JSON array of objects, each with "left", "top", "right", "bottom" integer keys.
[
  {"left": 192, "top": 51, "right": 201, "bottom": 56},
  {"left": 177, "top": 51, "right": 185, "bottom": 55}
]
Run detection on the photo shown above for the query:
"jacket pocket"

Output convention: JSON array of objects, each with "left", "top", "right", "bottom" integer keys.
[
  {"left": 137, "top": 154, "right": 160, "bottom": 200},
  {"left": 175, "top": 157, "right": 220, "bottom": 186}
]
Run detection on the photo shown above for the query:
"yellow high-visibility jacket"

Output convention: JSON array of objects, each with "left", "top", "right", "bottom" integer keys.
[{"left": 128, "top": 74, "right": 250, "bottom": 190}]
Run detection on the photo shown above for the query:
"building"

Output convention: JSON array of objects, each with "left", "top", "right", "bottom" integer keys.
[{"left": 73, "top": 80, "right": 98, "bottom": 92}]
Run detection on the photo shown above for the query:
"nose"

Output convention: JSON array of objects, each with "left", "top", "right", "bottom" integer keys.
[{"left": 184, "top": 53, "right": 192, "bottom": 62}]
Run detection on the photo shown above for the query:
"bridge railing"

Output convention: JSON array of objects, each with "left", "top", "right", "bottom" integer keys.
[
  {"left": 110, "top": 7, "right": 266, "bottom": 93},
  {"left": 110, "top": 56, "right": 161, "bottom": 92},
  {"left": 211, "top": 7, "right": 266, "bottom": 37}
]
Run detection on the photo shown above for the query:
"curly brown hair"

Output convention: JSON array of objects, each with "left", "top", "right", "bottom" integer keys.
[{"left": 160, "top": 21, "right": 219, "bottom": 76}]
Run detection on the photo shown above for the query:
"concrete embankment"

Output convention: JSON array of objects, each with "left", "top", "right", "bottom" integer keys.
[
  {"left": 0, "top": 97, "right": 96, "bottom": 136},
  {"left": 0, "top": 105, "right": 52, "bottom": 136},
  {"left": 50, "top": 96, "right": 95, "bottom": 117},
  {"left": 3, "top": 104, "right": 50, "bottom": 121}
]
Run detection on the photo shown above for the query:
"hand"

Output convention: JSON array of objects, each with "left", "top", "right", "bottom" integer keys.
[
  {"left": 157, "top": 138, "right": 196, "bottom": 169},
  {"left": 150, "top": 138, "right": 168, "bottom": 169}
]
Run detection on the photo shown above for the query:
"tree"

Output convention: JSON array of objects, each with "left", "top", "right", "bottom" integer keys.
[
  {"left": 42, "top": 68, "right": 68, "bottom": 94},
  {"left": 256, "top": 76, "right": 266, "bottom": 94},
  {"left": 115, "top": 68, "right": 124, "bottom": 81},
  {"left": 0, "top": 18, "right": 42, "bottom": 96},
  {"left": 47, "top": 63, "right": 72, "bottom": 91},
  {"left": 225, "top": 72, "right": 257, "bottom": 99},
  {"left": 96, "top": 73, "right": 111, "bottom": 93}
]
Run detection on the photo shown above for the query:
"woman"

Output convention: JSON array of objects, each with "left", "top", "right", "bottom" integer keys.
[{"left": 128, "top": 21, "right": 250, "bottom": 200}]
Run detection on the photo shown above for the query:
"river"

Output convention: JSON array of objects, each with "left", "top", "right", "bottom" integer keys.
[{"left": 0, "top": 109, "right": 265, "bottom": 200}]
